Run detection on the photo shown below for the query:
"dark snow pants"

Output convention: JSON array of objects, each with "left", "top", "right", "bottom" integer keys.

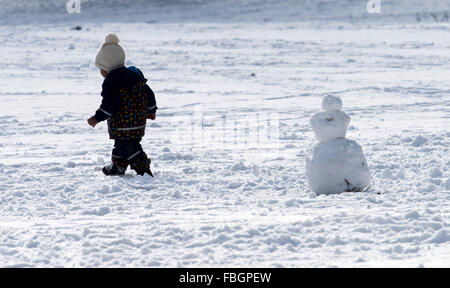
[{"left": 111, "top": 139, "right": 151, "bottom": 174}]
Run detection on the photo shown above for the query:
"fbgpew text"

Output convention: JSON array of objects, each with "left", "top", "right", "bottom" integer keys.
[{"left": 179, "top": 272, "right": 272, "bottom": 286}]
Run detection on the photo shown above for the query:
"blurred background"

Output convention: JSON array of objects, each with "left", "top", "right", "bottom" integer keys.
[{"left": 1, "top": 0, "right": 449, "bottom": 25}]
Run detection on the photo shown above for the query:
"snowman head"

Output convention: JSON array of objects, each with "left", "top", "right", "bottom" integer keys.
[{"left": 322, "top": 95, "right": 343, "bottom": 111}]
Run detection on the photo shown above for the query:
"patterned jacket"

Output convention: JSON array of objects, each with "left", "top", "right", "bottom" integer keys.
[{"left": 94, "top": 66, "right": 158, "bottom": 140}]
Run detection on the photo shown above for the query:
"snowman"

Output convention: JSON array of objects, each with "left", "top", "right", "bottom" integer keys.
[{"left": 306, "top": 95, "right": 370, "bottom": 195}]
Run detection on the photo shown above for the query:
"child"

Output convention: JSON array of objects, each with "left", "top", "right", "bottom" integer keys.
[{"left": 87, "top": 33, "right": 157, "bottom": 177}]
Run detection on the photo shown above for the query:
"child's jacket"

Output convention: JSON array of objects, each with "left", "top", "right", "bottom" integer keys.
[{"left": 94, "top": 66, "right": 157, "bottom": 140}]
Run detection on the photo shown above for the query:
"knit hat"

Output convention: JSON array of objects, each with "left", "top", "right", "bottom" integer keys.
[{"left": 95, "top": 33, "right": 125, "bottom": 72}]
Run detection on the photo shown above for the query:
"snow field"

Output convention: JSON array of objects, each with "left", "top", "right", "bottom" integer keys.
[{"left": 0, "top": 14, "right": 449, "bottom": 266}]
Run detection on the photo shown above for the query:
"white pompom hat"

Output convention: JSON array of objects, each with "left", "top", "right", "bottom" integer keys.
[{"left": 95, "top": 33, "right": 125, "bottom": 72}]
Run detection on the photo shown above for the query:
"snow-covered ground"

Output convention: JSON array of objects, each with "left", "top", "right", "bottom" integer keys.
[{"left": 0, "top": 0, "right": 449, "bottom": 267}]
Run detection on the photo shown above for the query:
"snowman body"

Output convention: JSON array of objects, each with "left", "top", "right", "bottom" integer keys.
[{"left": 306, "top": 96, "right": 370, "bottom": 195}]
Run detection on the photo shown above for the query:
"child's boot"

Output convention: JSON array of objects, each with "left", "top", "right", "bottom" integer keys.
[
  {"left": 130, "top": 152, "right": 153, "bottom": 177},
  {"left": 102, "top": 157, "right": 128, "bottom": 176}
]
